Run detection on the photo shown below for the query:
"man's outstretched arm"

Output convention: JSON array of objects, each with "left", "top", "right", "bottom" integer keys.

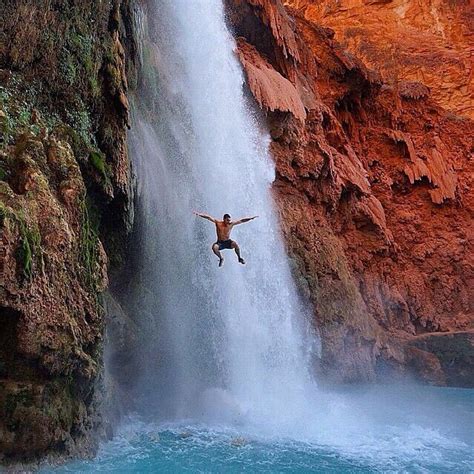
[
  {"left": 193, "top": 211, "right": 217, "bottom": 223},
  {"left": 233, "top": 216, "right": 258, "bottom": 225}
]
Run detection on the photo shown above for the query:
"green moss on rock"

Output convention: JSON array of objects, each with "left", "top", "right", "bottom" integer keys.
[
  {"left": 89, "top": 150, "right": 111, "bottom": 184},
  {"left": 0, "top": 0, "right": 134, "bottom": 462},
  {"left": 15, "top": 218, "right": 41, "bottom": 281},
  {"left": 80, "top": 197, "right": 101, "bottom": 290}
]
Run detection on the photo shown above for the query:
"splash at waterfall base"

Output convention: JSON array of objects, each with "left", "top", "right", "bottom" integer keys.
[{"left": 48, "top": 385, "right": 474, "bottom": 473}]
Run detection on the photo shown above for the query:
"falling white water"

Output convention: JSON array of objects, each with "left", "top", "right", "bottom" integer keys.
[{"left": 128, "top": 0, "right": 318, "bottom": 435}]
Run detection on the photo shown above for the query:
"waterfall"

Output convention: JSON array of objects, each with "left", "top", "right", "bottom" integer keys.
[{"left": 128, "top": 0, "right": 318, "bottom": 436}]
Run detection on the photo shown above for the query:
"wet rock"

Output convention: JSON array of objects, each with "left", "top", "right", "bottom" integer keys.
[{"left": 0, "top": 0, "right": 136, "bottom": 463}]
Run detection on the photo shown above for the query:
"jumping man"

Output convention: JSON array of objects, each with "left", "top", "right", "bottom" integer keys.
[{"left": 193, "top": 212, "right": 258, "bottom": 267}]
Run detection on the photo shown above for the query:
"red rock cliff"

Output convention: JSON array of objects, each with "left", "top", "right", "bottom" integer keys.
[
  {"left": 284, "top": 0, "right": 474, "bottom": 119},
  {"left": 225, "top": 0, "right": 474, "bottom": 386}
]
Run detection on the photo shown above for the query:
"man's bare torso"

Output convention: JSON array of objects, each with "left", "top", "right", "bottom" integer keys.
[{"left": 215, "top": 221, "right": 234, "bottom": 241}]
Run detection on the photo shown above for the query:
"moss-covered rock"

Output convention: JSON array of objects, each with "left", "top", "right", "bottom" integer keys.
[{"left": 0, "top": 0, "right": 136, "bottom": 464}]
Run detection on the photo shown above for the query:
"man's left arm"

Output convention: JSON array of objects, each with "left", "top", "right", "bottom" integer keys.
[{"left": 233, "top": 216, "right": 258, "bottom": 225}]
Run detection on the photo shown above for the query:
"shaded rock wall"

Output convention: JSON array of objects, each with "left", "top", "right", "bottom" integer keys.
[
  {"left": 225, "top": 0, "right": 474, "bottom": 385},
  {"left": 0, "top": 0, "right": 136, "bottom": 462},
  {"left": 284, "top": 0, "right": 474, "bottom": 119}
]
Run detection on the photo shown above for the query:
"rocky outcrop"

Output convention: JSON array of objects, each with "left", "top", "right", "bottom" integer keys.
[
  {"left": 236, "top": 38, "right": 307, "bottom": 121},
  {"left": 225, "top": 0, "right": 474, "bottom": 385},
  {"left": 0, "top": 0, "right": 136, "bottom": 462},
  {"left": 284, "top": 0, "right": 474, "bottom": 119}
]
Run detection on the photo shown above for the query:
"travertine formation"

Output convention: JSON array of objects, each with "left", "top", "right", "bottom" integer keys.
[
  {"left": 226, "top": 0, "right": 474, "bottom": 385},
  {"left": 0, "top": 0, "right": 135, "bottom": 462},
  {"left": 284, "top": 0, "right": 474, "bottom": 119}
]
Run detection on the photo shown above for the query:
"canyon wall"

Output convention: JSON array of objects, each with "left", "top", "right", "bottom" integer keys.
[
  {"left": 0, "top": 0, "right": 137, "bottom": 462},
  {"left": 225, "top": 0, "right": 473, "bottom": 385},
  {"left": 284, "top": 0, "right": 474, "bottom": 119}
]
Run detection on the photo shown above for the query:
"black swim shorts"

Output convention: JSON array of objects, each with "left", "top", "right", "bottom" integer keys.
[{"left": 216, "top": 239, "right": 233, "bottom": 250}]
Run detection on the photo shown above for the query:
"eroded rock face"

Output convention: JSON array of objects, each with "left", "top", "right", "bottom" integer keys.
[
  {"left": 0, "top": 0, "right": 136, "bottom": 462},
  {"left": 225, "top": 0, "right": 474, "bottom": 385},
  {"left": 284, "top": 0, "right": 474, "bottom": 119},
  {"left": 0, "top": 131, "right": 109, "bottom": 461}
]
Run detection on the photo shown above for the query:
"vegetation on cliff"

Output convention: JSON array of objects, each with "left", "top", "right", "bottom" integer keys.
[{"left": 0, "top": 0, "right": 135, "bottom": 462}]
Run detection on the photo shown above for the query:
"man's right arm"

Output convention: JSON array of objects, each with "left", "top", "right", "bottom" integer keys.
[{"left": 193, "top": 211, "right": 217, "bottom": 223}]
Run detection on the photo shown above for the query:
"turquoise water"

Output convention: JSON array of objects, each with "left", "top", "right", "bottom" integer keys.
[{"left": 45, "top": 386, "right": 473, "bottom": 473}]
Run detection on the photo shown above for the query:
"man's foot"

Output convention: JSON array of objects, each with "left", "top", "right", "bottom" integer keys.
[
  {"left": 219, "top": 258, "right": 224, "bottom": 267},
  {"left": 238, "top": 258, "right": 245, "bottom": 265}
]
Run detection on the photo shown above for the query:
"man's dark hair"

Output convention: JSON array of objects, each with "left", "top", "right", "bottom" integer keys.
[{"left": 223, "top": 213, "right": 231, "bottom": 220}]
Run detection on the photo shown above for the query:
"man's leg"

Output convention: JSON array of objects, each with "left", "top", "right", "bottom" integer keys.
[
  {"left": 231, "top": 241, "right": 245, "bottom": 264},
  {"left": 212, "top": 243, "right": 224, "bottom": 267}
]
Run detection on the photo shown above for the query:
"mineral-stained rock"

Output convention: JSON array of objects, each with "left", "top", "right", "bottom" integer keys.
[
  {"left": 226, "top": 0, "right": 474, "bottom": 385},
  {"left": 409, "top": 331, "right": 474, "bottom": 388},
  {"left": 283, "top": 0, "right": 474, "bottom": 119},
  {"left": 0, "top": 0, "right": 136, "bottom": 463},
  {"left": 237, "top": 38, "right": 307, "bottom": 121},
  {"left": 0, "top": 131, "right": 105, "bottom": 461}
]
